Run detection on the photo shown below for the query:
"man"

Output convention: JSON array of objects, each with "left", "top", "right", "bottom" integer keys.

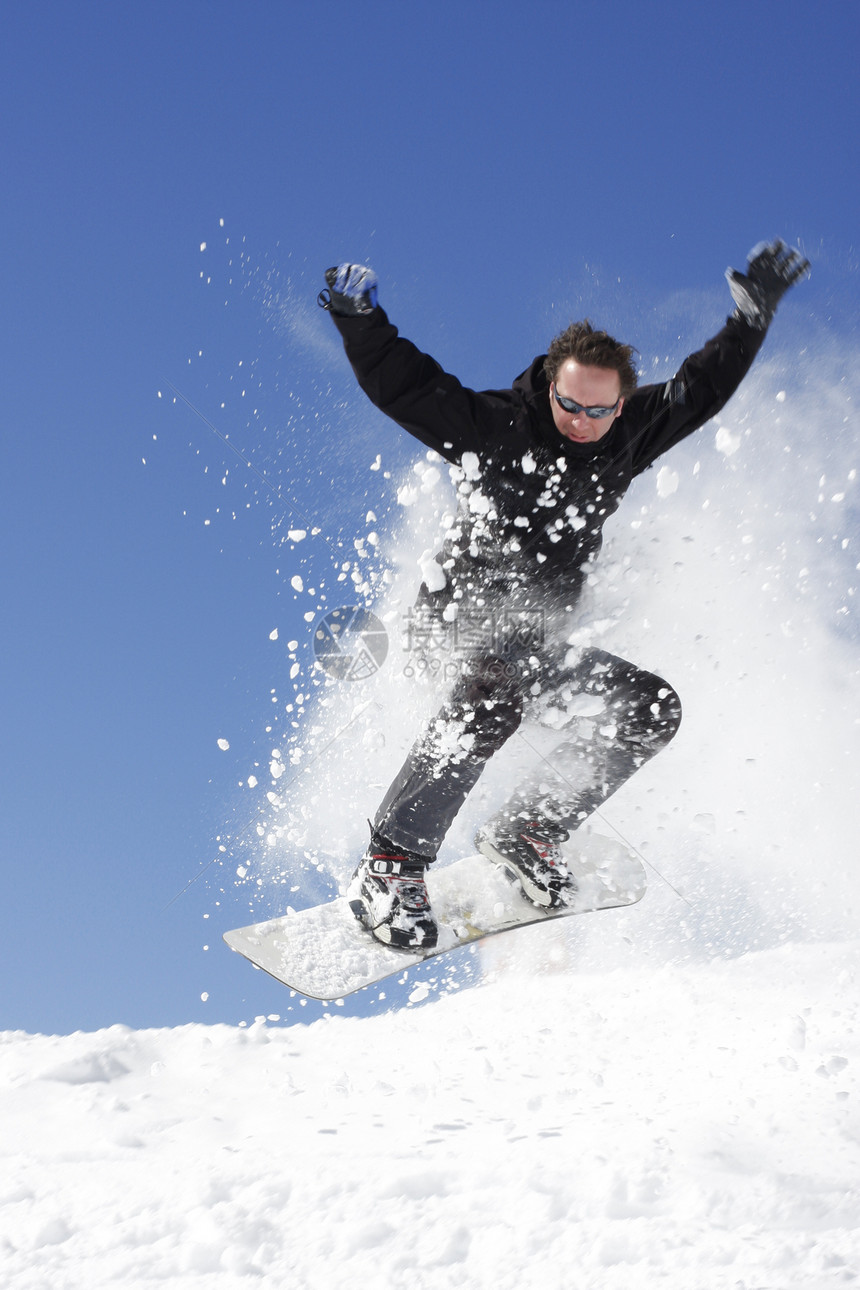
[{"left": 318, "top": 241, "right": 809, "bottom": 950}]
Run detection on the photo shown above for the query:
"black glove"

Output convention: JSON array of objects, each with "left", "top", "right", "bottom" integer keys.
[
  {"left": 726, "top": 239, "right": 810, "bottom": 329},
  {"left": 318, "top": 263, "right": 379, "bottom": 316}
]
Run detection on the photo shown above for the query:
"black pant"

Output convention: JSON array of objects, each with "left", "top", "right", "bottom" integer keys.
[{"left": 374, "top": 648, "right": 682, "bottom": 856}]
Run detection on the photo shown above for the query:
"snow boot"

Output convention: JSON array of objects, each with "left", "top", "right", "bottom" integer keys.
[
  {"left": 347, "top": 831, "right": 438, "bottom": 951},
  {"left": 475, "top": 816, "right": 577, "bottom": 910}
]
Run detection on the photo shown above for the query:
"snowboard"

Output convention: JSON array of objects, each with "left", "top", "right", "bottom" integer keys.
[{"left": 223, "top": 832, "right": 646, "bottom": 1001}]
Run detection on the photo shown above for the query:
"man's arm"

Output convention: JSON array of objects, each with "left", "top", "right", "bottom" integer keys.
[
  {"left": 627, "top": 240, "right": 809, "bottom": 475},
  {"left": 626, "top": 313, "right": 766, "bottom": 474},
  {"left": 320, "top": 265, "right": 508, "bottom": 463}
]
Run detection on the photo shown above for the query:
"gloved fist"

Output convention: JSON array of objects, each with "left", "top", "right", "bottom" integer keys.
[
  {"left": 319, "top": 263, "right": 379, "bottom": 316},
  {"left": 726, "top": 239, "right": 810, "bottom": 329}
]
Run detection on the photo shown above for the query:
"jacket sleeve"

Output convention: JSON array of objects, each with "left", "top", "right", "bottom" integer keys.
[
  {"left": 626, "top": 314, "right": 767, "bottom": 476},
  {"left": 329, "top": 306, "right": 511, "bottom": 463}
]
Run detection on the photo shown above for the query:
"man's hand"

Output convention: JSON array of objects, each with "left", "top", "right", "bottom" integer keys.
[
  {"left": 319, "top": 263, "right": 379, "bottom": 316},
  {"left": 726, "top": 239, "right": 810, "bottom": 329}
]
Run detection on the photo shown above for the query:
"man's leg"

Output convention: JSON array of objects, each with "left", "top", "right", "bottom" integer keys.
[
  {"left": 496, "top": 647, "right": 682, "bottom": 832},
  {"left": 373, "top": 653, "right": 525, "bottom": 856}
]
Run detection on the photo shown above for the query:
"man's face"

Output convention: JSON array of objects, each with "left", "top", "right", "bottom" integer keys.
[{"left": 549, "top": 359, "right": 624, "bottom": 444}]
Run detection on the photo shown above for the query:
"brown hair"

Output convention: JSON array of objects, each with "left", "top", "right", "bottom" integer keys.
[{"left": 543, "top": 320, "right": 638, "bottom": 398}]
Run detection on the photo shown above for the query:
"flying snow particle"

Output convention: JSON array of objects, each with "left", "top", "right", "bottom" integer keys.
[
  {"left": 461, "top": 451, "right": 482, "bottom": 481},
  {"left": 656, "top": 466, "right": 679, "bottom": 498},
  {"left": 418, "top": 464, "right": 441, "bottom": 493},
  {"left": 715, "top": 425, "right": 741, "bottom": 457},
  {"left": 288, "top": 529, "right": 307, "bottom": 542},
  {"left": 291, "top": 575, "right": 304, "bottom": 592},
  {"left": 217, "top": 738, "right": 230, "bottom": 751},
  {"left": 269, "top": 628, "right": 279, "bottom": 641},
  {"left": 200, "top": 242, "right": 207, "bottom": 252},
  {"left": 419, "top": 550, "right": 447, "bottom": 592}
]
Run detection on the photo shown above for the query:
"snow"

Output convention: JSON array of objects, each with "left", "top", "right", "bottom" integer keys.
[
  {"left": 3, "top": 941, "right": 858, "bottom": 1287},
  {"left": 419, "top": 547, "right": 447, "bottom": 592},
  {"left": 715, "top": 423, "right": 742, "bottom": 457},
  {"left": 656, "top": 464, "right": 679, "bottom": 497}
]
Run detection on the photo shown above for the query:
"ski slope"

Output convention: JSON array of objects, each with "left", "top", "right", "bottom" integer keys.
[{"left": 3, "top": 939, "right": 858, "bottom": 1288}]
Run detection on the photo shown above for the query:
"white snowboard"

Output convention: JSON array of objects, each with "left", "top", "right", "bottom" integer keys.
[{"left": 223, "top": 833, "right": 646, "bottom": 1001}]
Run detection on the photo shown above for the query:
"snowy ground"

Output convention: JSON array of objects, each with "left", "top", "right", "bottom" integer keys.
[{"left": 3, "top": 936, "right": 858, "bottom": 1289}]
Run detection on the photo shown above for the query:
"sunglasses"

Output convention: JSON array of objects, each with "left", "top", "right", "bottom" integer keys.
[{"left": 552, "top": 384, "right": 620, "bottom": 420}]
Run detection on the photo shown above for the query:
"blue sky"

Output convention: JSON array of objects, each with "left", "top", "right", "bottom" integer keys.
[{"left": 2, "top": 1, "right": 858, "bottom": 1033}]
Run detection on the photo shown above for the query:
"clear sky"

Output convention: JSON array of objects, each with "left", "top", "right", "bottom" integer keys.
[{"left": 2, "top": 0, "right": 858, "bottom": 1033}]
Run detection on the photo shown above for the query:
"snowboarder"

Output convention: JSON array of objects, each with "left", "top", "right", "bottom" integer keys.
[{"left": 318, "top": 241, "right": 809, "bottom": 950}]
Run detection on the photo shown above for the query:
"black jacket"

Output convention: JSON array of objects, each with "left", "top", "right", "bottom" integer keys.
[{"left": 330, "top": 307, "right": 766, "bottom": 616}]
